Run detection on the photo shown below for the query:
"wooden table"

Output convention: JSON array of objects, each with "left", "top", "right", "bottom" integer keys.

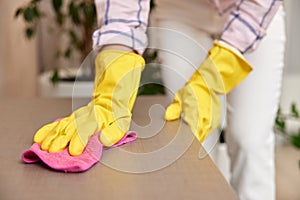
[{"left": 0, "top": 96, "right": 238, "bottom": 200}]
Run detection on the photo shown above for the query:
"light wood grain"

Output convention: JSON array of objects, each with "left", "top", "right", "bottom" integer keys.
[{"left": 0, "top": 96, "right": 238, "bottom": 200}]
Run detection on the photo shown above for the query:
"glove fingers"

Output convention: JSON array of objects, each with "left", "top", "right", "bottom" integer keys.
[
  {"left": 199, "top": 93, "right": 221, "bottom": 142},
  {"left": 40, "top": 125, "right": 61, "bottom": 151},
  {"left": 188, "top": 116, "right": 210, "bottom": 143},
  {"left": 40, "top": 118, "right": 70, "bottom": 151},
  {"left": 100, "top": 119, "right": 129, "bottom": 147},
  {"left": 68, "top": 117, "right": 102, "bottom": 156},
  {"left": 165, "top": 95, "right": 181, "bottom": 121},
  {"left": 165, "top": 103, "right": 181, "bottom": 121},
  {"left": 192, "top": 116, "right": 219, "bottom": 143},
  {"left": 49, "top": 107, "right": 102, "bottom": 155},
  {"left": 68, "top": 131, "right": 88, "bottom": 156},
  {"left": 48, "top": 123, "right": 76, "bottom": 153},
  {"left": 48, "top": 122, "right": 76, "bottom": 153},
  {"left": 33, "top": 121, "right": 59, "bottom": 143},
  {"left": 184, "top": 92, "right": 221, "bottom": 143},
  {"left": 48, "top": 135, "right": 70, "bottom": 153}
]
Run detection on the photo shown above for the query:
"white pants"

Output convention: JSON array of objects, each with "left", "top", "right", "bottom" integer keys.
[{"left": 153, "top": 3, "right": 285, "bottom": 200}]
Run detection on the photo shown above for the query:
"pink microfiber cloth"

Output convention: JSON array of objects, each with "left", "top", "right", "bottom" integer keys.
[{"left": 22, "top": 131, "right": 137, "bottom": 172}]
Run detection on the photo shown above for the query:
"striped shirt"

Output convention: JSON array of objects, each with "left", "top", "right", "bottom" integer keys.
[
  {"left": 214, "top": 0, "right": 284, "bottom": 53},
  {"left": 93, "top": 0, "right": 150, "bottom": 55},
  {"left": 92, "top": 0, "right": 283, "bottom": 54}
]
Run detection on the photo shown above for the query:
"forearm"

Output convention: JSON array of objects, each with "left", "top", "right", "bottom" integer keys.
[
  {"left": 92, "top": 0, "right": 151, "bottom": 55},
  {"left": 220, "top": 0, "right": 283, "bottom": 53}
]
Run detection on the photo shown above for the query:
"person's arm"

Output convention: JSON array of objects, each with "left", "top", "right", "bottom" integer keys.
[
  {"left": 165, "top": 0, "right": 284, "bottom": 142},
  {"left": 219, "top": 0, "right": 283, "bottom": 53},
  {"left": 92, "top": 0, "right": 150, "bottom": 55},
  {"left": 34, "top": 0, "right": 151, "bottom": 156}
]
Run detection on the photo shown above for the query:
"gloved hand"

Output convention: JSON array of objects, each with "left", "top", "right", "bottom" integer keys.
[
  {"left": 34, "top": 50, "right": 145, "bottom": 156},
  {"left": 165, "top": 40, "right": 252, "bottom": 142}
]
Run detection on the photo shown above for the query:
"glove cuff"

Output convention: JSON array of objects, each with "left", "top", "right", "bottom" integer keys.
[
  {"left": 96, "top": 50, "right": 145, "bottom": 71},
  {"left": 217, "top": 40, "right": 243, "bottom": 58}
]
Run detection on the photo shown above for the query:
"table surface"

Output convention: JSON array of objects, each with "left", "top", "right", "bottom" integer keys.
[{"left": 0, "top": 96, "right": 238, "bottom": 200}]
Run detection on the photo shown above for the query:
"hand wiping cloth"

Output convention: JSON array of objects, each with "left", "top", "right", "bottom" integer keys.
[
  {"left": 22, "top": 130, "right": 136, "bottom": 172},
  {"left": 22, "top": 49, "right": 143, "bottom": 172}
]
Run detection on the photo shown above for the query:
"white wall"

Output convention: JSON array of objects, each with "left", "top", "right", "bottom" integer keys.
[
  {"left": 284, "top": 0, "right": 300, "bottom": 74},
  {"left": 280, "top": 1, "right": 300, "bottom": 112}
]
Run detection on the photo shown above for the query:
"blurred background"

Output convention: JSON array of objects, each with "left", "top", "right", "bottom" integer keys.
[{"left": 0, "top": 0, "right": 299, "bottom": 106}]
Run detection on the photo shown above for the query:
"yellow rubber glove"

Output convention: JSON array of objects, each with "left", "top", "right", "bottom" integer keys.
[
  {"left": 34, "top": 50, "right": 145, "bottom": 156},
  {"left": 165, "top": 40, "right": 252, "bottom": 142}
]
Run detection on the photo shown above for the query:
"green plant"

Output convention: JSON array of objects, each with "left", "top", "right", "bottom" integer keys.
[
  {"left": 15, "top": 0, "right": 97, "bottom": 62},
  {"left": 275, "top": 103, "right": 300, "bottom": 148},
  {"left": 15, "top": 0, "right": 157, "bottom": 85},
  {"left": 275, "top": 102, "right": 300, "bottom": 168},
  {"left": 15, "top": 0, "right": 97, "bottom": 84}
]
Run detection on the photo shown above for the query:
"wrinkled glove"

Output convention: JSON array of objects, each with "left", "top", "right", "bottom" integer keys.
[
  {"left": 34, "top": 50, "right": 145, "bottom": 156},
  {"left": 165, "top": 40, "right": 252, "bottom": 142}
]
